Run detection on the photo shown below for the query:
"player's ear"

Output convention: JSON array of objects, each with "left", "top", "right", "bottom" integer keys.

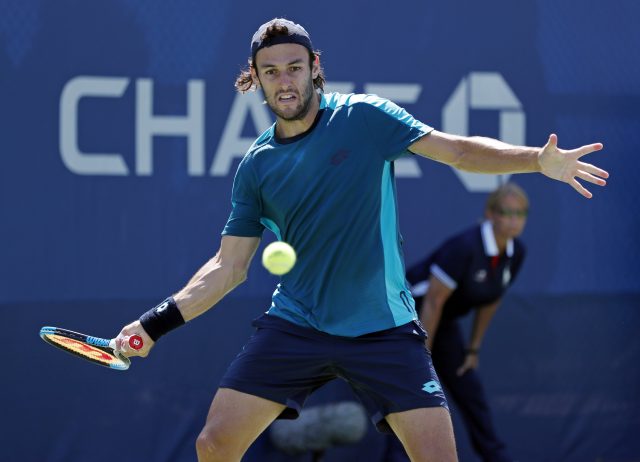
[
  {"left": 311, "top": 53, "right": 320, "bottom": 79},
  {"left": 250, "top": 65, "right": 261, "bottom": 89}
]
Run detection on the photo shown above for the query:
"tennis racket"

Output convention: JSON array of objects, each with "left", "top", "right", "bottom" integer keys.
[{"left": 39, "top": 326, "right": 143, "bottom": 371}]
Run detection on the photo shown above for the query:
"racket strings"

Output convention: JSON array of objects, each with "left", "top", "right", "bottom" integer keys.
[{"left": 46, "top": 334, "right": 118, "bottom": 363}]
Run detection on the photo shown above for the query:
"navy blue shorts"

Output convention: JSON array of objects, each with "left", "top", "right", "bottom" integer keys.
[{"left": 219, "top": 314, "right": 448, "bottom": 433}]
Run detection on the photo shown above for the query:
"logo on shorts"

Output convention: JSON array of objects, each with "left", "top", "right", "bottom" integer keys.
[{"left": 422, "top": 380, "right": 442, "bottom": 394}]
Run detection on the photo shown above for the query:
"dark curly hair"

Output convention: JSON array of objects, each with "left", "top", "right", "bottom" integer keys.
[{"left": 235, "top": 23, "right": 326, "bottom": 94}]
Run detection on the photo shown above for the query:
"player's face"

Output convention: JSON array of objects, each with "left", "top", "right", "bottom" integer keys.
[
  {"left": 252, "top": 43, "right": 319, "bottom": 121},
  {"left": 488, "top": 193, "right": 528, "bottom": 239}
]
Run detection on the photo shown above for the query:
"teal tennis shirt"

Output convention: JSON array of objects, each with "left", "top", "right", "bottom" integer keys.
[{"left": 222, "top": 92, "right": 433, "bottom": 336}]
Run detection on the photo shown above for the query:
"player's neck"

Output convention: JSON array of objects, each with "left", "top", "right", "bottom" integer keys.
[{"left": 274, "top": 93, "right": 321, "bottom": 139}]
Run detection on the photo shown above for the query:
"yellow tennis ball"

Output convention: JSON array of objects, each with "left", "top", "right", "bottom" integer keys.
[{"left": 262, "top": 241, "right": 297, "bottom": 275}]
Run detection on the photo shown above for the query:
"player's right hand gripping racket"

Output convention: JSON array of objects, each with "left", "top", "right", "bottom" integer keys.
[{"left": 39, "top": 326, "right": 143, "bottom": 371}]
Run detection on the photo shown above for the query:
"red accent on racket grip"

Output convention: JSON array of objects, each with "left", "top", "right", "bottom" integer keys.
[{"left": 129, "top": 335, "right": 144, "bottom": 350}]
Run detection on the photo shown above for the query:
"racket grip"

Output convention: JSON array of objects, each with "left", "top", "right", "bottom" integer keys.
[{"left": 129, "top": 335, "right": 144, "bottom": 350}]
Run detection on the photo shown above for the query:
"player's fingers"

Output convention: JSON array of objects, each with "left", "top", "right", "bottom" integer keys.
[
  {"left": 571, "top": 178, "right": 592, "bottom": 199},
  {"left": 576, "top": 169, "right": 607, "bottom": 186},
  {"left": 574, "top": 142, "right": 604, "bottom": 158},
  {"left": 111, "top": 334, "right": 125, "bottom": 352},
  {"left": 545, "top": 133, "right": 558, "bottom": 149},
  {"left": 580, "top": 162, "right": 609, "bottom": 180},
  {"left": 115, "top": 335, "right": 131, "bottom": 356}
]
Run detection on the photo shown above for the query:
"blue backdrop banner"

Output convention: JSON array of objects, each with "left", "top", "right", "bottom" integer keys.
[{"left": 1, "top": 1, "right": 638, "bottom": 461}]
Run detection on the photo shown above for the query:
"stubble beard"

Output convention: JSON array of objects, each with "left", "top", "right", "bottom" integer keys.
[{"left": 266, "top": 79, "right": 316, "bottom": 122}]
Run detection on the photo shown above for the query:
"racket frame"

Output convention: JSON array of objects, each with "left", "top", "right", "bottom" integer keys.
[{"left": 40, "top": 326, "right": 131, "bottom": 371}]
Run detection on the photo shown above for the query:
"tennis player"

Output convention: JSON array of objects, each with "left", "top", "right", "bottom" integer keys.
[{"left": 114, "top": 18, "right": 608, "bottom": 462}]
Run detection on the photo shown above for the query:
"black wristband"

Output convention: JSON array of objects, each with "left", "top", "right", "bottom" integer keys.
[
  {"left": 466, "top": 348, "right": 479, "bottom": 355},
  {"left": 139, "top": 297, "right": 185, "bottom": 342}
]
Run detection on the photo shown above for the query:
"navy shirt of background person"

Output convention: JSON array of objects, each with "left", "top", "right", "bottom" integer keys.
[{"left": 399, "top": 183, "right": 528, "bottom": 462}]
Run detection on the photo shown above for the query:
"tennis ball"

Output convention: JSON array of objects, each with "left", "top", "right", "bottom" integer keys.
[{"left": 262, "top": 241, "right": 297, "bottom": 275}]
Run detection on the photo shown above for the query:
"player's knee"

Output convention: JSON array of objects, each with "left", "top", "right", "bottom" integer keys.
[{"left": 195, "top": 427, "right": 239, "bottom": 462}]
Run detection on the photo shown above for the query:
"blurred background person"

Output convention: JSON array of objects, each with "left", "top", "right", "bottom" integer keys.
[{"left": 389, "top": 182, "right": 528, "bottom": 462}]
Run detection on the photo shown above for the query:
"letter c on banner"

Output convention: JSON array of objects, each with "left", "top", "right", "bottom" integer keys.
[{"left": 443, "top": 72, "right": 526, "bottom": 192}]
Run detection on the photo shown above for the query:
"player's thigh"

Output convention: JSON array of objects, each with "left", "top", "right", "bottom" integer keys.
[
  {"left": 200, "top": 387, "right": 286, "bottom": 450},
  {"left": 386, "top": 407, "right": 457, "bottom": 462}
]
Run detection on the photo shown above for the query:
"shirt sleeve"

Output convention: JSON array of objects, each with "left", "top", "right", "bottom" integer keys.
[
  {"left": 429, "top": 234, "right": 472, "bottom": 290},
  {"left": 221, "top": 157, "right": 265, "bottom": 238},
  {"left": 359, "top": 95, "right": 433, "bottom": 161}
]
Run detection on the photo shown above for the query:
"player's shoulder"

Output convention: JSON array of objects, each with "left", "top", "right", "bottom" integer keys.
[
  {"left": 323, "top": 91, "right": 395, "bottom": 112},
  {"left": 241, "top": 124, "right": 277, "bottom": 163},
  {"left": 251, "top": 124, "right": 276, "bottom": 151}
]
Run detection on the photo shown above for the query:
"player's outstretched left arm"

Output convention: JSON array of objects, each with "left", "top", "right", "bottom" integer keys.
[{"left": 409, "top": 130, "right": 609, "bottom": 198}]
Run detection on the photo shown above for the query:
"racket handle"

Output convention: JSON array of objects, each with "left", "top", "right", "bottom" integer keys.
[{"left": 129, "top": 335, "right": 144, "bottom": 350}]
